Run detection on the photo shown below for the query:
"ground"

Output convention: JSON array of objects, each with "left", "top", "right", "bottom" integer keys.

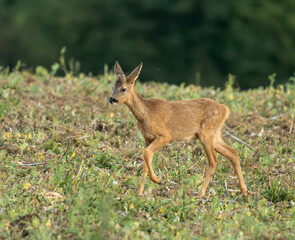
[{"left": 0, "top": 68, "right": 295, "bottom": 239}]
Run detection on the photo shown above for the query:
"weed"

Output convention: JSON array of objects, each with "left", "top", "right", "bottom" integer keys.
[
  {"left": 93, "top": 151, "right": 117, "bottom": 170},
  {"left": 263, "top": 179, "right": 294, "bottom": 203}
]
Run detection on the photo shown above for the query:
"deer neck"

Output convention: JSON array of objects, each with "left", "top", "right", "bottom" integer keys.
[{"left": 125, "top": 91, "right": 149, "bottom": 122}]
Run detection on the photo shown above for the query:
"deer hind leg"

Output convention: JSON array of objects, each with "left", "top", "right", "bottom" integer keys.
[
  {"left": 143, "top": 137, "right": 169, "bottom": 184},
  {"left": 197, "top": 134, "right": 218, "bottom": 198},
  {"left": 215, "top": 137, "right": 248, "bottom": 196}
]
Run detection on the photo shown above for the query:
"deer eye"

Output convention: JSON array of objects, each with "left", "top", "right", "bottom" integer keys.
[{"left": 121, "top": 87, "right": 127, "bottom": 93}]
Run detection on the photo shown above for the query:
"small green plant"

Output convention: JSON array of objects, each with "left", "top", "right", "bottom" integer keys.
[
  {"left": 0, "top": 102, "right": 7, "bottom": 120},
  {"left": 268, "top": 73, "right": 276, "bottom": 91},
  {"left": 60, "top": 46, "right": 68, "bottom": 75},
  {"left": 50, "top": 62, "right": 60, "bottom": 76},
  {"left": 14, "top": 60, "right": 23, "bottom": 72},
  {"left": 263, "top": 179, "right": 293, "bottom": 203},
  {"left": 68, "top": 58, "right": 81, "bottom": 76},
  {"left": 58, "top": 47, "right": 81, "bottom": 77},
  {"left": 93, "top": 152, "right": 115, "bottom": 169},
  {"left": 225, "top": 73, "right": 236, "bottom": 91},
  {"left": 35, "top": 66, "right": 49, "bottom": 78}
]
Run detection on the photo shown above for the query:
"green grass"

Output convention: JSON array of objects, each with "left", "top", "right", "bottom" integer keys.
[{"left": 0, "top": 67, "right": 295, "bottom": 239}]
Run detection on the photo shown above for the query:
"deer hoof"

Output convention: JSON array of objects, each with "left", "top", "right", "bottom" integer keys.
[
  {"left": 150, "top": 176, "right": 161, "bottom": 184},
  {"left": 197, "top": 192, "right": 205, "bottom": 199}
]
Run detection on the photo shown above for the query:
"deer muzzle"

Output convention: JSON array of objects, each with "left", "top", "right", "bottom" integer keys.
[{"left": 108, "top": 97, "right": 118, "bottom": 104}]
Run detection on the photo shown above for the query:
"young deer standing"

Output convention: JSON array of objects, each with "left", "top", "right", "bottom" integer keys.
[{"left": 108, "top": 61, "right": 248, "bottom": 198}]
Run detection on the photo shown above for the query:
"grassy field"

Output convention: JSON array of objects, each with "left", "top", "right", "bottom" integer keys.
[{"left": 0, "top": 65, "right": 295, "bottom": 239}]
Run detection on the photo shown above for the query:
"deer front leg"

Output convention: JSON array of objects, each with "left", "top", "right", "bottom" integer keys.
[
  {"left": 143, "top": 137, "right": 170, "bottom": 184},
  {"left": 138, "top": 140, "right": 151, "bottom": 196},
  {"left": 138, "top": 161, "right": 148, "bottom": 196}
]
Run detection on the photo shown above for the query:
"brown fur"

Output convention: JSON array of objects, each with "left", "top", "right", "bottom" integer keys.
[{"left": 109, "top": 61, "right": 248, "bottom": 197}]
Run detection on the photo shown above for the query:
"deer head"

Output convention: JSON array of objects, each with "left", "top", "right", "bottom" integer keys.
[{"left": 108, "top": 61, "right": 143, "bottom": 104}]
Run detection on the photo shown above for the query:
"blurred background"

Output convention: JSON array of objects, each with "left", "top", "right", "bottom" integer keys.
[{"left": 0, "top": 0, "right": 294, "bottom": 89}]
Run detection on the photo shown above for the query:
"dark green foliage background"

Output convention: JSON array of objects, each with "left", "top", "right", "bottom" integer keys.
[{"left": 0, "top": 0, "right": 295, "bottom": 88}]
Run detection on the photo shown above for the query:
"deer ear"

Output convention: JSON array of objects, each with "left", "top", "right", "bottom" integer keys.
[
  {"left": 127, "top": 63, "right": 143, "bottom": 84},
  {"left": 114, "top": 61, "right": 125, "bottom": 77}
]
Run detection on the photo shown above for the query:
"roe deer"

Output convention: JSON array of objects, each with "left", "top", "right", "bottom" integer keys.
[{"left": 108, "top": 61, "right": 248, "bottom": 197}]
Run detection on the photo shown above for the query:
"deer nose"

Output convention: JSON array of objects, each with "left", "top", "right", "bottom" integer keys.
[{"left": 108, "top": 97, "right": 118, "bottom": 104}]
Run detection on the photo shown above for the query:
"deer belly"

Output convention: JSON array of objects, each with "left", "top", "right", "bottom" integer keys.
[{"left": 172, "top": 130, "right": 197, "bottom": 142}]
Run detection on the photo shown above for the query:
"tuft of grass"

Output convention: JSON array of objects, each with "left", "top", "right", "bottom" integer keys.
[{"left": 263, "top": 179, "right": 294, "bottom": 203}]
